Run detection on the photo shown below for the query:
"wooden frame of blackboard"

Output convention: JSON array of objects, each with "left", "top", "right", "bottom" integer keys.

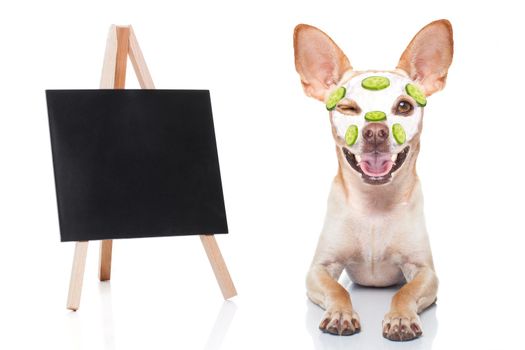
[{"left": 65, "top": 25, "right": 237, "bottom": 311}]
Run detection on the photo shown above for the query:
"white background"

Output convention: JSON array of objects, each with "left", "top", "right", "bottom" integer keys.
[{"left": 1, "top": 0, "right": 524, "bottom": 349}]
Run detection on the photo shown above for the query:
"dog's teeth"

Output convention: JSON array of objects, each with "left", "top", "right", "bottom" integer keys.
[
  {"left": 391, "top": 154, "right": 398, "bottom": 162},
  {"left": 355, "top": 155, "right": 362, "bottom": 163}
]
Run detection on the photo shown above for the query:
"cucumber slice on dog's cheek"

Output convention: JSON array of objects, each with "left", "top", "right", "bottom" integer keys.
[
  {"left": 326, "top": 86, "right": 346, "bottom": 111},
  {"left": 345, "top": 125, "right": 358, "bottom": 146},
  {"left": 405, "top": 83, "right": 427, "bottom": 107},
  {"left": 392, "top": 123, "right": 406, "bottom": 144},
  {"left": 364, "top": 111, "right": 387, "bottom": 122},
  {"left": 361, "top": 76, "right": 390, "bottom": 90}
]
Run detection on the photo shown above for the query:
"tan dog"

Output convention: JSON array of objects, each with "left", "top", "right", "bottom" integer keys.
[{"left": 293, "top": 20, "right": 453, "bottom": 341}]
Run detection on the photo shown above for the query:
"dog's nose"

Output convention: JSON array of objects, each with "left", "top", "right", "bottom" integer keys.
[{"left": 362, "top": 123, "right": 389, "bottom": 144}]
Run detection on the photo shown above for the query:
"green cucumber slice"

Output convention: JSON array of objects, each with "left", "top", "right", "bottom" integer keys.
[
  {"left": 364, "top": 111, "right": 386, "bottom": 122},
  {"left": 392, "top": 123, "right": 406, "bottom": 144},
  {"left": 361, "top": 76, "right": 390, "bottom": 90},
  {"left": 326, "top": 86, "right": 346, "bottom": 111},
  {"left": 405, "top": 83, "right": 427, "bottom": 107},
  {"left": 345, "top": 125, "right": 358, "bottom": 146}
]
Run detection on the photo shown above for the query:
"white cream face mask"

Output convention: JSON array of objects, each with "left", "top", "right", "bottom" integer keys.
[{"left": 328, "top": 71, "right": 426, "bottom": 155}]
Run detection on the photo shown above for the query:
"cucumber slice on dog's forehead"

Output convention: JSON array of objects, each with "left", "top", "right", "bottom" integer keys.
[
  {"left": 405, "top": 83, "right": 427, "bottom": 107},
  {"left": 364, "top": 111, "right": 387, "bottom": 122},
  {"left": 392, "top": 123, "right": 406, "bottom": 144},
  {"left": 326, "top": 86, "right": 346, "bottom": 111},
  {"left": 345, "top": 125, "right": 358, "bottom": 146},
  {"left": 361, "top": 76, "right": 390, "bottom": 90}
]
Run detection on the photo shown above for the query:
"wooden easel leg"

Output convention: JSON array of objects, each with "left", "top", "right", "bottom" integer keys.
[
  {"left": 113, "top": 26, "right": 130, "bottom": 89},
  {"left": 99, "top": 240, "right": 113, "bottom": 281},
  {"left": 200, "top": 235, "right": 237, "bottom": 299},
  {"left": 95, "top": 25, "right": 128, "bottom": 285},
  {"left": 128, "top": 26, "right": 155, "bottom": 89},
  {"left": 67, "top": 241, "right": 89, "bottom": 311}
]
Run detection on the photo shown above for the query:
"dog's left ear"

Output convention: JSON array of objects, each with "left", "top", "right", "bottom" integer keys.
[{"left": 397, "top": 19, "right": 454, "bottom": 96}]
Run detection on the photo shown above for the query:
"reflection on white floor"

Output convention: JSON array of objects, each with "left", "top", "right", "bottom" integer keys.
[
  {"left": 99, "top": 283, "right": 116, "bottom": 350},
  {"left": 61, "top": 274, "right": 437, "bottom": 350},
  {"left": 305, "top": 274, "right": 438, "bottom": 350},
  {"left": 203, "top": 301, "right": 238, "bottom": 350},
  {"left": 65, "top": 283, "right": 118, "bottom": 350},
  {"left": 66, "top": 281, "right": 239, "bottom": 350}
]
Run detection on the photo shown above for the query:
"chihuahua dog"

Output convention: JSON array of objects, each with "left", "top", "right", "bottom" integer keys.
[{"left": 293, "top": 20, "right": 453, "bottom": 341}]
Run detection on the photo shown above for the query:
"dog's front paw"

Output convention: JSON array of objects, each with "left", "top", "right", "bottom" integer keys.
[
  {"left": 382, "top": 310, "right": 422, "bottom": 341},
  {"left": 319, "top": 307, "right": 361, "bottom": 336}
]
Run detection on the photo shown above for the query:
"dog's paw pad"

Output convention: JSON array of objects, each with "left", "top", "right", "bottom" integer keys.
[
  {"left": 382, "top": 311, "right": 422, "bottom": 341},
  {"left": 319, "top": 308, "right": 360, "bottom": 336}
]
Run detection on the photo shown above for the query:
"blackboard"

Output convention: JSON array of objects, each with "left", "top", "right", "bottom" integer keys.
[{"left": 46, "top": 90, "right": 228, "bottom": 242}]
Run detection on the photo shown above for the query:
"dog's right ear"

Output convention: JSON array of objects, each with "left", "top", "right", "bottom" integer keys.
[{"left": 294, "top": 24, "right": 352, "bottom": 102}]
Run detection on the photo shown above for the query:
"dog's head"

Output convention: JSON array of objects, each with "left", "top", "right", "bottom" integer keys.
[{"left": 294, "top": 20, "right": 453, "bottom": 185}]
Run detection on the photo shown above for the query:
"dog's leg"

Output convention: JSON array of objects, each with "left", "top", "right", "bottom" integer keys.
[
  {"left": 307, "top": 263, "right": 361, "bottom": 336},
  {"left": 382, "top": 264, "right": 438, "bottom": 341}
]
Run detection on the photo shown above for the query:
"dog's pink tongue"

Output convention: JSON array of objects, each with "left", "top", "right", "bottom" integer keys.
[{"left": 358, "top": 152, "right": 394, "bottom": 177}]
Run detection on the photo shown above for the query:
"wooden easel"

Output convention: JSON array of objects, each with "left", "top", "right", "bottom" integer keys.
[{"left": 66, "top": 25, "right": 237, "bottom": 311}]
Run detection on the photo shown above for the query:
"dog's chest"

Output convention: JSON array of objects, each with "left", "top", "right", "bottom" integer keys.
[{"left": 344, "top": 215, "right": 405, "bottom": 286}]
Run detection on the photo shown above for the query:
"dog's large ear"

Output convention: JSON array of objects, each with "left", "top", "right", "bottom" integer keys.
[
  {"left": 294, "top": 24, "right": 352, "bottom": 101},
  {"left": 397, "top": 19, "right": 454, "bottom": 96}
]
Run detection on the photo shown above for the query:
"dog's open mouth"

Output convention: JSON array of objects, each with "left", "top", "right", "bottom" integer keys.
[{"left": 343, "top": 146, "right": 410, "bottom": 185}]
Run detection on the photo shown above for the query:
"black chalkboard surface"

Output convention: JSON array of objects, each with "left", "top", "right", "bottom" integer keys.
[{"left": 46, "top": 90, "right": 228, "bottom": 242}]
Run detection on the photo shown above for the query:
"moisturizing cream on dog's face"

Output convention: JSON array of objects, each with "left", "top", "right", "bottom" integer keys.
[{"left": 329, "top": 71, "right": 423, "bottom": 153}]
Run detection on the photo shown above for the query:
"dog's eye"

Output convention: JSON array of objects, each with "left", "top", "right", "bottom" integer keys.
[
  {"left": 336, "top": 100, "right": 361, "bottom": 115},
  {"left": 395, "top": 100, "right": 414, "bottom": 116}
]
